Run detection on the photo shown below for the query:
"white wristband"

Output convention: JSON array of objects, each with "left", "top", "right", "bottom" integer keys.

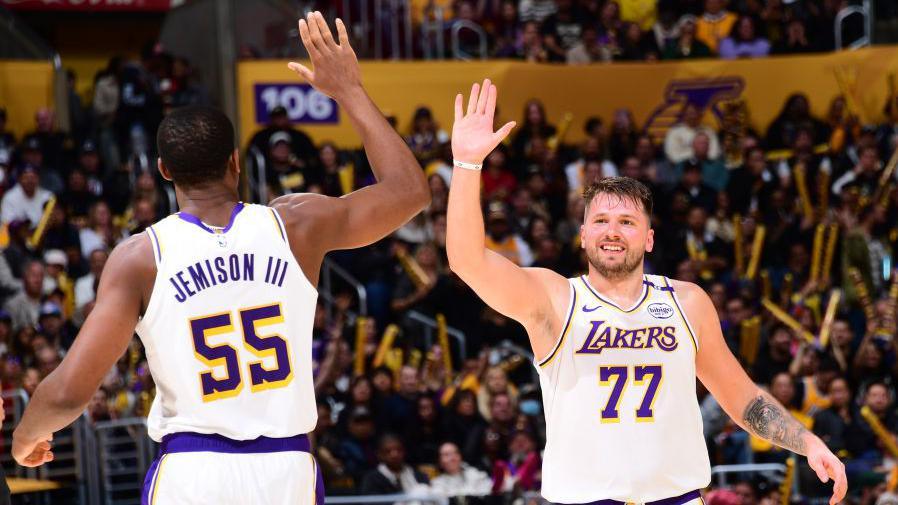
[{"left": 453, "top": 159, "right": 482, "bottom": 171}]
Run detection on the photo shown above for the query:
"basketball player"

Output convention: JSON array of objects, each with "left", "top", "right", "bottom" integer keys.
[
  {"left": 12, "top": 12, "right": 429, "bottom": 504},
  {"left": 446, "top": 80, "right": 847, "bottom": 505}
]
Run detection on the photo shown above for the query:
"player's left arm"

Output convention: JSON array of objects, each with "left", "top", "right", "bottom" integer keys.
[
  {"left": 12, "top": 234, "right": 153, "bottom": 467},
  {"left": 675, "top": 280, "right": 847, "bottom": 505}
]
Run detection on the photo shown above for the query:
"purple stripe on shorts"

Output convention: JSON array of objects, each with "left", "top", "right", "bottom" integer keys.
[
  {"left": 571, "top": 489, "right": 701, "bottom": 505},
  {"left": 140, "top": 454, "right": 162, "bottom": 505},
  {"left": 159, "top": 432, "right": 311, "bottom": 455}
]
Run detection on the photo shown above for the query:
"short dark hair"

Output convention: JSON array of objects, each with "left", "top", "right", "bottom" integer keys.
[
  {"left": 583, "top": 176, "right": 653, "bottom": 217},
  {"left": 157, "top": 106, "right": 235, "bottom": 187}
]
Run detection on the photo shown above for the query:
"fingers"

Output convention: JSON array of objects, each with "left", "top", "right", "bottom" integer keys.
[
  {"left": 298, "top": 19, "right": 320, "bottom": 59},
  {"left": 305, "top": 11, "right": 328, "bottom": 56},
  {"left": 485, "top": 83, "right": 498, "bottom": 119},
  {"left": 454, "top": 93, "right": 463, "bottom": 123},
  {"left": 313, "top": 11, "right": 338, "bottom": 50},
  {"left": 336, "top": 18, "right": 350, "bottom": 47},
  {"left": 476, "top": 78, "right": 490, "bottom": 115},
  {"left": 810, "top": 454, "right": 829, "bottom": 483},
  {"left": 827, "top": 458, "right": 847, "bottom": 505},
  {"left": 288, "top": 62, "right": 314, "bottom": 82},
  {"left": 493, "top": 121, "right": 517, "bottom": 144},
  {"left": 466, "top": 82, "right": 479, "bottom": 116}
]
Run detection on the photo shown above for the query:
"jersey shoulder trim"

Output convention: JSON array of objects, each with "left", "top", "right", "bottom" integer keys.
[
  {"left": 537, "top": 280, "right": 577, "bottom": 368},
  {"left": 147, "top": 225, "right": 163, "bottom": 265},
  {"left": 660, "top": 276, "right": 699, "bottom": 352},
  {"left": 266, "top": 205, "right": 288, "bottom": 244}
]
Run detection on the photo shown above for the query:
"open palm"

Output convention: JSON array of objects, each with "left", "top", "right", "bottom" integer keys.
[{"left": 451, "top": 79, "right": 516, "bottom": 165}]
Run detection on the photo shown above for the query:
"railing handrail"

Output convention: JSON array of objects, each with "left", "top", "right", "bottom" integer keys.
[
  {"left": 322, "top": 257, "right": 368, "bottom": 316},
  {"left": 451, "top": 20, "right": 488, "bottom": 60},
  {"left": 247, "top": 144, "right": 268, "bottom": 203},
  {"left": 835, "top": 1, "right": 871, "bottom": 50},
  {"left": 406, "top": 310, "right": 467, "bottom": 360},
  {"left": 326, "top": 493, "right": 449, "bottom": 505}
]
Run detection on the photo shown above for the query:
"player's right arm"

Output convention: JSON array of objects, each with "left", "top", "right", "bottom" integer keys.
[
  {"left": 446, "top": 80, "right": 569, "bottom": 360},
  {"left": 272, "top": 12, "right": 430, "bottom": 273}
]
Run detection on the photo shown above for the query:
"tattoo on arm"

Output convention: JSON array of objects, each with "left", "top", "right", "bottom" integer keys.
[{"left": 742, "top": 395, "right": 808, "bottom": 455}]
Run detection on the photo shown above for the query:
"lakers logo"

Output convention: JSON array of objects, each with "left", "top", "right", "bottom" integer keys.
[{"left": 643, "top": 77, "right": 745, "bottom": 144}]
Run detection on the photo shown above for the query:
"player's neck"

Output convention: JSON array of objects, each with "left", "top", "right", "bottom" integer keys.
[
  {"left": 586, "top": 268, "right": 645, "bottom": 308},
  {"left": 175, "top": 185, "right": 241, "bottom": 228}
]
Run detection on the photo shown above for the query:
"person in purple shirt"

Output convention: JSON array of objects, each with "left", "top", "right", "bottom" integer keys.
[{"left": 719, "top": 15, "right": 770, "bottom": 59}]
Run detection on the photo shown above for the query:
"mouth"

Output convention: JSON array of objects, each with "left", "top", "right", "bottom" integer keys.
[{"left": 599, "top": 243, "right": 626, "bottom": 254}]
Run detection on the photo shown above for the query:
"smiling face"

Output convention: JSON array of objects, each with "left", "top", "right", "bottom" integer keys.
[{"left": 581, "top": 192, "right": 653, "bottom": 280}]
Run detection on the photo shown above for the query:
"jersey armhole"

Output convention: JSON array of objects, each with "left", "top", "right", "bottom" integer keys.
[
  {"left": 267, "top": 207, "right": 289, "bottom": 245},
  {"left": 662, "top": 276, "right": 699, "bottom": 352},
  {"left": 536, "top": 280, "right": 577, "bottom": 368},
  {"left": 146, "top": 225, "right": 163, "bottom": 267}
]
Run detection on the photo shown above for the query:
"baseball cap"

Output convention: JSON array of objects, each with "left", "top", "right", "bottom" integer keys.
[
  {"left": 39, "top": 302, "right": 62, "bottom": 318},
  {"left": 487, "top": 201, "right": 507, "bottom": 221},
  {"left": 22, "top": 135, "right": 40, "bottom": 151},
  {"left": 270, "top": 105, "right": 288, "bottom": 117},
  {"left": 413, "top": 106, "right": 433, "bottom": 120},
  {"left": 349, "top": 406, "right": 373, "bottom": 422},
  {"left": 79, "top": 139, "right": 98, "bottom": 155},
  {"left": 16, "top": 163, "right": 38, "bottom": 178},
  {"left": 269, "top": 131, "right": 291, "bottom": 147},
  {"left": 43, "top": 249, "right": 68, "bottom": 268}
]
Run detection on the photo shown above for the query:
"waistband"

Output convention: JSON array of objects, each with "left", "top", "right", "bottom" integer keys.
[
  {"left": 159, "top": 432, "right": 311, "bottom": 455},
  {"left": 577, "top": 489, "right": 702, "bottom": 505}
]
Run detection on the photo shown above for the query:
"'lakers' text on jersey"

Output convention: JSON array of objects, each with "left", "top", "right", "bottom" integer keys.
[
  {"left": 535, "top": 274, "right": 711, "bottom": 504},
  {"left": 135, "top": 203, "right": 318, "bottom": 442}
]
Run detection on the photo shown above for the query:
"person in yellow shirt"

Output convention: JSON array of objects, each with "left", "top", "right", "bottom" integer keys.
[
  {"left": 695, "top": 0, "right": 737, "bottom": 53},
  {"left": 619, "top": 0, "right": 658, "bottom": 31}
]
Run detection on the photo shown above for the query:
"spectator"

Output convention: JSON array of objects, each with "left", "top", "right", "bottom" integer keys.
[
  {"left": 695, "top": 0, "right": 737, "bottom": 53},
  {"left": 662, "top": 16, "right": 712, "bottom": 59},
  {"left": 429, "top": 441, "right": 492, "bottom": 498},
  {"left": 477, "top": 366, "right": 519, "bottom": 421},
  {"left": 752, "top": 325, "right": 795, "bottom": 385},
  {"left": 27, "top": 107, "right": 69, "bottom": 174},
  {"left": 566, "top": 25, "right": 603, "bottom": 64},
  {"left": 484, "top": 201, "right": 534, "bottom": 266},
  {"left": 247, "top": 105, "right": 317, "bottom": 169},
  {"left": 664, "top": 103, "right": 722, "bottom": 164},
  {"left": 75, "top": 248, "right": 108, "bottom": 312},
  {"left": 338, "top": 406, "right": 380, "bottom": 488},
  {"left": 17, "top": 134, "right": 64, "bottom": 195},
  {"left": 265, "top": 131, "right": 309, "bottom": 197},
  {"left": 846, "top": 382, "right": 897, "bottom": 474},
  {"left": 79, "top": 201, "right": 120, "bottom": 259},
  {"left": 541, "top": 0, "right": 585, "bottom": 61},
  {"left": 0, "top": 165, "right": 53, "bottom": 227},
  {"left": 764, "top": 93, "right": 829, "bottom": 149},
  {"left": 719, "top": 16, "right": 770, "bottom": 59},
  {"left": 359, "top": 434, "right": 430, "bottom": 496},
  {"left": 618, "top": 22, "right": 660, "bottom": 61},
  {"left": 4, "top": 260, "right": 44, "bottom": 332},
  {"left": 515, "top": 21, "right": 549, "bottom": 63},
  {"left": 772, "top": 18, "right": 813, "bottom": 55},
  {"left": 517, "top": 0, "right": 556, "bottom": 23},
  {"left": 0, "top": 108, "right": 15, "bottom": 171},
  {"left": 405, "top": 107, "right": 449, "bottom": 165},
  {"left": 813, "top": 376, "right": 852, "bottom": 456}
]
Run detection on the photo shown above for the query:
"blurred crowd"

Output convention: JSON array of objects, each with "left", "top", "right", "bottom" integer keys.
[
  {"left": 312, "top": 0, "right": 879, "bottom": 63},
  {"left": 3, "top": 4, "right": 898, "bottom": 503}
]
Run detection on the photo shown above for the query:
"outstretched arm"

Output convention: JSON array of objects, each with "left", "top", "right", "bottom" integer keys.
[
  {"left": 12, "top": 234, "right": 153, "bottom": 467},
  {"left": 678, "top": 280, "right": 847, "bottom": 505},
  {"left": 446, "top": 79, "right": 568, "bottom": 361},
  {"left": 273, "top": 12, "right": 429, "bottom": 256}
]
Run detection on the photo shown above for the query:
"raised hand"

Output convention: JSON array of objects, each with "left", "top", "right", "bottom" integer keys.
[
  {"left": 451, "top": 79, "right": 516, "bottom": 165},
  {"left": 288, "top": 11, "right": 361, "bottom": 101}
]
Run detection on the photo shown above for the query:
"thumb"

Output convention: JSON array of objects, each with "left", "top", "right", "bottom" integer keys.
[
  {"left": 287, "top": 62, "right": 313, "bottom": 82},
  {"left": 493, "top": 121, "right": 517, "bottom": 143}
]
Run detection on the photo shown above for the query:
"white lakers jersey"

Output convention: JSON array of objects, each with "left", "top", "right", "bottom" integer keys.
[
  {"left": 535, "top": 274, "right": 711, "bottom": 503},
  {"left": 135, "top": 203, "right": 318, "bottom": 442}
]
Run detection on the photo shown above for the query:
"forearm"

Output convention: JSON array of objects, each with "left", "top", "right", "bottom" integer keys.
[
  {"left": 738, "top": 388, "right": 819, "bottom": 456},
  {"left": 339, "top": 88, "right": 426, "bottom": 192},
  {"left": 14, "top": 376, "right": 86, "bottom": 443},
  {"left": 446, "top": 169, "right": 487, "bottom": 273}
]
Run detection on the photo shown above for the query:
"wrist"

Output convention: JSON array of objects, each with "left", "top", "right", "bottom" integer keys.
[{"left": 334, "top": 85, "right": 367, "bottom": 105}]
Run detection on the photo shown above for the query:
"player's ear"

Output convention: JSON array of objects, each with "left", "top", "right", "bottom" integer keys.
[
  {"left": 645, "top": 227, "right": 655, "bottom": 253},
  {"left": 230, "top": 148, "right": 241, "bottom": 177},
  {"left": 157, "top": 158, "right": 173, "bottom": 182}
]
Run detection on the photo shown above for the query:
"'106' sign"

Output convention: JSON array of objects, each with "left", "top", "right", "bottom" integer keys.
[{"left": 254, "top": 84, "right": 339, "bottom": 124}]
